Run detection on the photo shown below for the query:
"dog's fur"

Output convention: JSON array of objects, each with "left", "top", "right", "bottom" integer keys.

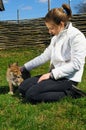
[{"left": 6, "top": 63, "right": 24, "bottom": 95}]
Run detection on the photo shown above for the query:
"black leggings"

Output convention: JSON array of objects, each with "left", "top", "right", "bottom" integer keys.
[{"left": 19, "top": 75, "right": 78, "bottom": 104}]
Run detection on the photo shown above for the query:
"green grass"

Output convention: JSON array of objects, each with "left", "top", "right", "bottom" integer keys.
[{"left": 0, "top": 46, "right": 86, "bottom": 130}]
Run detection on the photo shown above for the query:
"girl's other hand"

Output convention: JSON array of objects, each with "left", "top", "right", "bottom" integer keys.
[{"left": 38, "top": 73, "right": 51, "bottom": 83}]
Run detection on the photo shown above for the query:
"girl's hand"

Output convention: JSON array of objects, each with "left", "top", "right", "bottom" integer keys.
[
  {"left": 38, "top": 73, "right": 51, "bottom": 83},
  {"left": 20, "top": 66, "right": 31, "bottom": 80}
]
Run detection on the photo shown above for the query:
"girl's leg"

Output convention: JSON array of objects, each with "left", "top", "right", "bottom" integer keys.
[
  {"left": 19, "top": 75, "right": 41, "bottom": 97},
  {"left": 26, "top": 91, "right": 66, "bottom": 103},
  {"left": 25, "top": 78, "right": 77, "bottom": 103}
]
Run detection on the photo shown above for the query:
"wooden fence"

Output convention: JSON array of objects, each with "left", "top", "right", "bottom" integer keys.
[{"left": 0, "top": 13, "right": 86, "bottom": 49}]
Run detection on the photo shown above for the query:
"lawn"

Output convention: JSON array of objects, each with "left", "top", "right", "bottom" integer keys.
[{"left": 0, "top": 46, "right": 86, "bottom": 130}]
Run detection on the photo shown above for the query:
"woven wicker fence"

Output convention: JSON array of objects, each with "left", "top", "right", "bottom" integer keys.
[{"left": 0, "top": 14, "right": 86, "bottom": 49}]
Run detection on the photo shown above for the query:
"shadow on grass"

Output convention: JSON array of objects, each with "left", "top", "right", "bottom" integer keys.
[
  {"left": 0, "top": 86, "right": 23, "bottom": 101},
  {"left": 0, "top": 86, "right": 19, "bottom": 95},
  {"left": 0, "top": 86, "right": 9, "bottom": 94}
]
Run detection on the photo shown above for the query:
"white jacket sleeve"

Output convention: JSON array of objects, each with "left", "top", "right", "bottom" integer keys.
[
  {"left": 24, "top": 45, "right": 52, "bottom": 71},
  {"left": 52, "top": 34, "right": 86, "bottom": 80}
]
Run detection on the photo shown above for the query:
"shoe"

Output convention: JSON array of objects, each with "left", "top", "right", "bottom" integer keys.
[{"left": 72, "top": 85, "right": 86, "bottom": 98}]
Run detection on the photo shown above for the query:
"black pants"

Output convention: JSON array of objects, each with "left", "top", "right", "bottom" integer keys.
[{"left": 19, "top": 75, "right": 78, "bottom": 104}]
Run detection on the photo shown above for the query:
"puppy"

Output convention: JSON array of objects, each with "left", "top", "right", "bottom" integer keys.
[{"left": 6, "top": 62, "right": 24, "bottom": 95}]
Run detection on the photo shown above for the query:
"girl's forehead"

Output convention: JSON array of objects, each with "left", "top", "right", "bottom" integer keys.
[
  {"left": 45, "top": 21, "right": 56, "bottom": 27},
  {"left": 45, "top": 22, "right": 58, "bottom": 29},
  {"left": 45, "top": 20, "right": 55, "bottom": 24}
]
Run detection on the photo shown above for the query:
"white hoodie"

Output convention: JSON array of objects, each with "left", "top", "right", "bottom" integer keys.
[{"left": 24, "top": 23, "right": 86, "bottom": 82}]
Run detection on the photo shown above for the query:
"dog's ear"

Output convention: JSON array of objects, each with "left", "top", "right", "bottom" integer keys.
[
  {"left": 8, "top": 62, "right": 18, "bottom": 68},
  {"left": 15, "top": 62, "right": 18, "bottom": 66},
  {"left": 8, "top": 64, "right": 11, "bottom": 68},
  {"left": 8, "top": 63, "right": 12, "bottom": 68},
  {"left": 13, "top": 62, "right": 18, "bottom": 66},
  {"left": 16, "top": 62, "right": 18, "bottom": 66}
]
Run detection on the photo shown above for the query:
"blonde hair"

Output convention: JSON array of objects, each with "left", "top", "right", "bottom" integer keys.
[{"left": 45, "top": 4, "right": 72, "bottom": 25}]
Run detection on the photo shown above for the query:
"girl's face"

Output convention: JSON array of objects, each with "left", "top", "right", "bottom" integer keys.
[{"left": 45, "top": 21, "right": 65, "bottom": 35}]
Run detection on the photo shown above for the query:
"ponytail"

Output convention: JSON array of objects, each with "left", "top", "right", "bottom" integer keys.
[
  {"left": 45, "top": 3, "right": 72, "bottom": 25},
  {"left": 62, "top": 4, "right": 72, "bottom": 19}
]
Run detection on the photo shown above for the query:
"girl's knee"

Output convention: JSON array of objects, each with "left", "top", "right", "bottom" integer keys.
[{"left": 25, "top": 86, "right": 39, "bottom": 101}]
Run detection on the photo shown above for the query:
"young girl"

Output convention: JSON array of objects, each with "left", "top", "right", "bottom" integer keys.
[{"left": 19, "top": 4, "right": 86, "bottom": 103}]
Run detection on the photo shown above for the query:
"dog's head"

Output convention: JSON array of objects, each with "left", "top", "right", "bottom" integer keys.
[{"left": 7, "top": 62, "right": 24, "bottom": 86}]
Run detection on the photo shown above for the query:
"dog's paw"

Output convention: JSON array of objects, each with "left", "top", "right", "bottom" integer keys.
[{"left": 8, "top": 91, "right": 14, "bottom": 95}]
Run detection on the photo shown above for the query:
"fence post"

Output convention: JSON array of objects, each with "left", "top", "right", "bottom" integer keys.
[{"left": 17, "top": 9, "right": 19, "bottom": 24}]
